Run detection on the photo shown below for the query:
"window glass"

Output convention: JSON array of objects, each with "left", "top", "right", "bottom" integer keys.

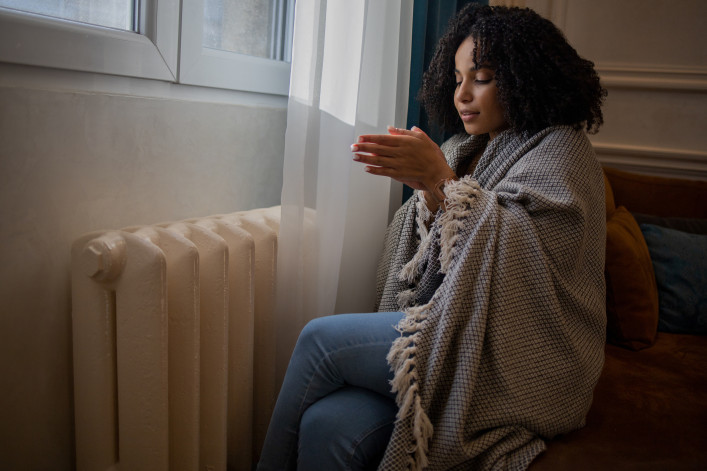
[
  {"left": 203, "top": 0, "right": 292, "bottom": 61},
  {"left": 0, "top": 0, "right": 135, "bottom": 31},
  {"left": 0, "top": 0, "right": 294, "bottom": 94}
]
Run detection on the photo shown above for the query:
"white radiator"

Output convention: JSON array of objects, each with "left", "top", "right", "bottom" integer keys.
[{"left": 71, "top": 206, "right": 291, "bottom": 471}]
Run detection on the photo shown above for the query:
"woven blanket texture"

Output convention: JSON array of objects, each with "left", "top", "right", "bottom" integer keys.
[{"left": 375, "top": 126, "right": 607, "bottom": 470}]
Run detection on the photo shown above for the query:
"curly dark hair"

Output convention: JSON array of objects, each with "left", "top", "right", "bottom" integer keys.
[{"left": 419, "top": 4, "right": 606, "bottom": 135}]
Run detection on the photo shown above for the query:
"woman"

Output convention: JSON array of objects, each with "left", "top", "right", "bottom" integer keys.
[{"left": 258, "top": 4, "right": 607, "bottom": 470}]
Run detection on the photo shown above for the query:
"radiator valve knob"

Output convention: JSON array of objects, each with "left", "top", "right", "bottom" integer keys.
[{"left": 80, "top": 233, "right": 126, "bottom": 282}]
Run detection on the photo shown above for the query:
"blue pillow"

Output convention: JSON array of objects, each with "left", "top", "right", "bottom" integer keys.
[
  {"left": 632, "top": 212, "right": 707, "bottom": 235},
  {"left": 639, "top": 223, "right": 707, "bottom": 334}
]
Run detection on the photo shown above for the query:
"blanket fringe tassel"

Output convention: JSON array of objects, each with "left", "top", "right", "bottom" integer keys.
[
  {"left": 399, "top": 191, "right": 436, "bottom": 284},
  {"left": 437, "top": 176, "right": 480, "bottom": 273},
  {"left": 388, "top": 303, "right": 434, "bottom": 470},
  {"left": 388, "top": 178, "right": 480, "bottom": 469}
]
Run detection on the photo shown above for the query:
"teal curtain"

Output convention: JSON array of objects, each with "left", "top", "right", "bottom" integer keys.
[{"left": 403, "top": 0, "right": 487, "bottom": 203}]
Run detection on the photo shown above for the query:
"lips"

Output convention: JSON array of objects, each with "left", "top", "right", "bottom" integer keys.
[{"left": 459, "top": 110, "right": 479, "bottom": 122}]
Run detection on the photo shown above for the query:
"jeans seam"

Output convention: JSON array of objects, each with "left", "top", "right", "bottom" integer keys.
[
  {"left": 345, "top": 415, "right": 397, "bottom": 470},
  {"left": 300, "top": 337, "right": 395, "bottom": 410}
]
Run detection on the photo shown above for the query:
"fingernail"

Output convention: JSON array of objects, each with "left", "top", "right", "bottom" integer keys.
[
  {"left": 350, "top": 144, "right": 358, "bottom": 152},
  {"left": 353, "top": 155, "right": 361, "bottom": 161}
]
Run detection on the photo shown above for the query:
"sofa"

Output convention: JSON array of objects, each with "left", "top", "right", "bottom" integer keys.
[{"left": 530, "top": 167, "right": 707, "bottom": 470}]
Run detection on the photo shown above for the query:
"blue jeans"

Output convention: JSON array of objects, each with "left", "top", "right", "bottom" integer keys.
[{"left": 256, "top": 311, "right": 405, "bottom": 471}]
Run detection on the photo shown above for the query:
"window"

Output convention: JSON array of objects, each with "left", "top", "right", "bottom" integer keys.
[
  {"left": 0, "top": 0, "right": 295, "bottom": 95},
  {"left": 0, "top": 0, "right": 136, "bottom": 31},
  {"left": 203, "top": 0, "right": 292, "bottom": 61},
  {"left": 180, "top": 0, "right": 294, "bottom": 94}
]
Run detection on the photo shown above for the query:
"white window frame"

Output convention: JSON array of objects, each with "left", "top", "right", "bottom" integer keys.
[
  {"left": 179, "top": 0, "right": 293, "bottom": 95},
  {"left": 0, "top": 0, "right": 293, "bottom": 96},
  {"left": 0, "top": 1, "right": 179, "bottom": 82}
]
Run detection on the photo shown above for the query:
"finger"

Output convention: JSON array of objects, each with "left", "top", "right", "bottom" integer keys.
[
  {"left": 410, "top": 126, "right": 434, "bottom": 142},
  {"left": 386, "top": 126, "right": 410, "bottom": 135},
  {"left": 364, "top": 165, "right": 398, "bottom": 178},
  {"left": 351, "top": 142, "right": 397, "bottom": 156},
  {"left": 387, "top": 125, "right": 428, "bottom": 139},
  {"left": 356, "top": 133, "right": 408, "bottom": 146},
  {"left": 353, "top": 152, "right": 396, "bottom": 168}
]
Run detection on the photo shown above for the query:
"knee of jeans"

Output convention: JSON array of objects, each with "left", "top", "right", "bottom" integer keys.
[{"left": 296, "top": 316, "right": 334, "bottom": 350}]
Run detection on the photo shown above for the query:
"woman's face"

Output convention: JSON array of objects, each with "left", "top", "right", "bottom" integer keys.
[{"left": 454, "top": 37, "right": 508, "bottom": 139}]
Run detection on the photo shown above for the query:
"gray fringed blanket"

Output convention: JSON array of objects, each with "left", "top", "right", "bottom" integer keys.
[{"left": 375, "top": 126, "right": 607, "bottom": 470}]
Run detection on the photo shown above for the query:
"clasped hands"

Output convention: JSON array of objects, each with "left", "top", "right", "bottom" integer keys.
[{"left": 351, "top": 126, "right": 457, "bottom": 193}]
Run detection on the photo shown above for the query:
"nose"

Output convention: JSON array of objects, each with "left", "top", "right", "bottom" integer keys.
[{"left": 455, "top": 80, "right": 472, "bottom": 103}]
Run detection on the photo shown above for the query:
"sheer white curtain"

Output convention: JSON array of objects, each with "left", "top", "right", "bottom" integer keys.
[{"left": 275, "top": 0, "right": 414, "bottom": 381}]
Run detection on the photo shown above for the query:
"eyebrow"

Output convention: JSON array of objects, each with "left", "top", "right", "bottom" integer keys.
[{"left": 454, "top": 66, "right": 493, "bottom": 73}]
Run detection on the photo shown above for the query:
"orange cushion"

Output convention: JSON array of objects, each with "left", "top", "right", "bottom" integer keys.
[{"left": 605, "top": 206, "right": 659, "bottom": 350}]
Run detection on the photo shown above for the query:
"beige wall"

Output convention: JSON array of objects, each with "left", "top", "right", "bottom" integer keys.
[
  {"left": 496, "top": 0, "right": 707, "bottom": 178},
  {"left": 0, "top": 63, "right": 286, "bottom": 470}
]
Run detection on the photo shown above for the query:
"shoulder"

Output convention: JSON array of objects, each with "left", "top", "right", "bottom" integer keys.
[
  {"left": 525, "top": 126, "right": 593, "bottom": 154},
  {"left": 541, "top": 125, "right": 593, "bottom": 150},
  {"left": 503, "top": 126, "right": 604, "bottom": 205},
  {"left": 489, "top": 126, "right": 602, "bottom": 199},
  {"left": 514, "top": 126, "right": 597, "bottom": 173}
]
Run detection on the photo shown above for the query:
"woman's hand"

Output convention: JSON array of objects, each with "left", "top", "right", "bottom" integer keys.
[{"left": 351, "top": 126, "right": 456, "bottom": 193}]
